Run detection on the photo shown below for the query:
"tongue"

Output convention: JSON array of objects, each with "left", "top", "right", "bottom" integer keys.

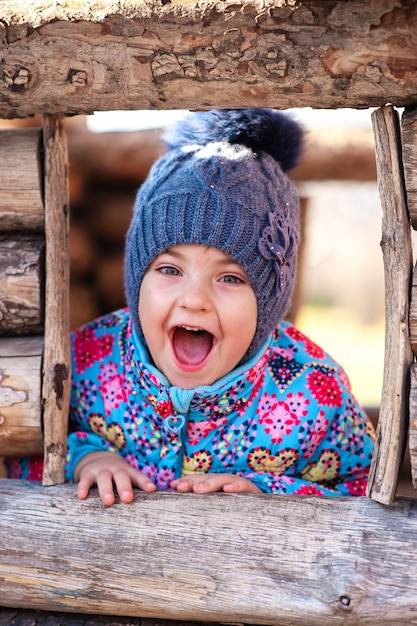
[{"left": 173, "top": 328, "right": 213, "bottom": 365}]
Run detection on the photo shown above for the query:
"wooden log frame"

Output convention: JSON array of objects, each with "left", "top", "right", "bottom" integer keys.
[
  {"left": 1, "top": 0, "right": 417, "bottom": 623},
  {"left": 366, "top": 106, "right": 414, "bottom": 505},
  {"left": 403, "top": 106, "right": 417, "bottom": 354},
  {"left": 41, "top": 115, "right": 71, "bottom": 486},
  {"left": 0, "top": 116, "right": 70, "bottom": 478},
  {"left": 403, "top": 107, "right": 417, "bottom": 491},
  {"left": 410, "top": 365, "right": 417, "bottom": 489},
  {"left": 0, "top": 481, "right": 417, "bottom": 626},
  {"left": 0, "top": 0, "right": 417, "bottom": 117},
  {"left": 0, "top": 127, "right": 46, "bottom": 458},
  {"left": 402, "top": 106, "right": 417, "bottom": 231}
]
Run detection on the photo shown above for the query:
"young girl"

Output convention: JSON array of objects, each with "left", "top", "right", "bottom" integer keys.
[{"left": 7, "top": 108, "right": 375, "bottom": 505}]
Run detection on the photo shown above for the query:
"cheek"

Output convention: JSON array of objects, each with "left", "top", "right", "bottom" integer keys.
[
  {"left": 138, "top": 282, "right": 153, "bottom": 336},
  {"left": 227, "top": 292, "right": 257, "bottom": 348},
  {"left": 243, "top": 299, "right": 258, "bottom": 344}
]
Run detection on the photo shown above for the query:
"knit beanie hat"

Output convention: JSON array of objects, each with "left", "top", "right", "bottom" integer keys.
[{"left": 125, "top": 108, "right": 304, "bottom": 361}]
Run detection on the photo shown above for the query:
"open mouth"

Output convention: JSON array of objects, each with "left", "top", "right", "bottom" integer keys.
[{"left": 172, "top": 325, "right": 214, "bottom": 367}]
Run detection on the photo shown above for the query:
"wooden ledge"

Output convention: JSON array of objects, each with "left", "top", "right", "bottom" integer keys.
[
  {"left": 1, "top": 1, "right": 417, "bottom": 116},
  {"left": 1, "top": 480, "right": 417, "bottom": 625}
]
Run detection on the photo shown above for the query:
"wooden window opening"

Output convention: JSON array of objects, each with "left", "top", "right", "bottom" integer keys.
[{"left": 1, "top": 2, "right": 417, "bottom": 624}]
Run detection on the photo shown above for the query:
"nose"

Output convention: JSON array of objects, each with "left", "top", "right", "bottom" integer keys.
[{"left": 178, "top": 276, "right": 212, "bottom": 312}]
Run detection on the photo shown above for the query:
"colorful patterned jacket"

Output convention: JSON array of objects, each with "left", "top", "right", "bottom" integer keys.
[{"left": 8, "top": 308, "right": 375, "bottom": 494}]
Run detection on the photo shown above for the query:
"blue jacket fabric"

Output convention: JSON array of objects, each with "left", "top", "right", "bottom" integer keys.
[{"left": 62, "top": 308, "right": 374, "bottom": 495}]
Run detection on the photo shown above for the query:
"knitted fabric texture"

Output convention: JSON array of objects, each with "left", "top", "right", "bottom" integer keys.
[{"left": 125, "top": 108, "right": 303, "bottom": 361}]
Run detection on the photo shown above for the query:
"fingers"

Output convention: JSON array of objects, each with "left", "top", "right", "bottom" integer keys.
[
  {"left": 76, "top": 455, "right": 260, "bottom": 504},
  {"left": 223, "top": 480, "right": 262, "bottom": 494},
  {"left": 130, "top": 472, "right": 158, "bottom": 494},
  {"left": 78, "top": 468, "right": 118, "bottom": 506},
  {"left": 111, "top": 469, "right": 135, "bottom": 504},
  {"left": 170, "top": 477, "right": 195, "bottom": 492},
  {"left": 77, "top": 475, "right": 95, "bottom": 501},
  {"left": 97, "top": 470, "right": 118, "bottom": 506},
  {"left": 190, "top": 474, "right": 231, "bottom": 493},
  {"left": 76, "top": 455, "right": 157, "bottom": 506},
  {"left": 97, "top": 469, "right": 157, "bottom": 505},
  {"left": 171, "top": 473, "right": 260, "bottom": 494}
]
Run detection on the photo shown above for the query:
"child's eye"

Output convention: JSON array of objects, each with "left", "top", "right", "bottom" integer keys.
[
  {"left": 220, "top": 274, "right": 243, "bottom": 284},
  {"left": 160, "top": 266, "right": 180, "bottom": 276}
]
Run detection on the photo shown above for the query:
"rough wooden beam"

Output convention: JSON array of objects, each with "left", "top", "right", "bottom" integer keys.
[
  {"left": 402, "top": 106, "right": 417, "bottom": 229},
  {"left": 1, "top": 481, "right": 417, "bottom": 625},
  {"left": 366, "top": 105, "right": 413, "bottom": 505},
  {"left": 1, "top": 0, "right": 417, "bottom": 117},
  {"left": 41, "top": 116, "right": 70, "bottom": 486},
  {"left": 409, "top": 363, "right": 417, "bottom": 489}
]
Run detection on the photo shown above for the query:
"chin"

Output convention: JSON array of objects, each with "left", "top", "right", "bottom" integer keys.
[{"left": 169, "top": 370, "right": 216, "bottom": 389}]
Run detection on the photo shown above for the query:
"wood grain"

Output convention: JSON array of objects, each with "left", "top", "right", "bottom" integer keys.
[
  {"left": 41, "top": 116, "right": 70, "bottom": 486},
  {"left": 410, "top": 261, "right": 417, "bottom": 354},
  {"left": 403, "top": 106, "right": 417, "bottom": 353},
  {"left": 0, "top": 337, "right": 43, "bottom": 456},
  {"left": 401, "top": 106, "right": 417, "bottom": 230},
  {"left": 1, "top": 482, "right": 417, "bottom": 625},
  {"left": 0, "top": 1, "right": 417, "bottom": 116},
  {"left": 366, "top": 105, "right": 413, "bottom": 504},
  {"left": 0, "top": 129, "right": 44, "bottom": 230},
  {"left": 0, "top": 235, "right": 44, "bottom": 336}
]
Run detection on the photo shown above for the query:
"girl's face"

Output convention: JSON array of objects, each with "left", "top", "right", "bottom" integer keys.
[{"left": 138, "top": 244, "right": 258, "bottom": 389}]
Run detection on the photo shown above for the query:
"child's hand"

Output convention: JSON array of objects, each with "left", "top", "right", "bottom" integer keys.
[
  {"left": 74, "top": 451, "right": 157, "bottom": 506},
  {"left": 170, "top": 473, "right": 262, "bottom": 494}
]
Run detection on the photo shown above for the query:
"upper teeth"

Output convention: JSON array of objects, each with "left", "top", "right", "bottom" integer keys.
[{"left": 179, "top": 325, "right": 203, "bottom": 332}]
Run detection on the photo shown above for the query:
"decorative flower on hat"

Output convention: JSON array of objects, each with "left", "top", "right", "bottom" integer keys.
[{"left": 258, "top": 210, "right": 298, "bottom": 296}]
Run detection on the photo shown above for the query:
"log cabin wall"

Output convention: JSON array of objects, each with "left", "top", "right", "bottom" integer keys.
[
  {"left": 0, "top": 127, "right": 45, "bottom": 456},
  {"left": 0, "top": 117, "right": 71, "bottom": 482}
]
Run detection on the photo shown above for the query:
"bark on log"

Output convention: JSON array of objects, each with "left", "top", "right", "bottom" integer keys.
[
  {"left": 401, "top": 106, "right": 417, "bottom": 230},
  {"left": 0, "top": 128, "right": 44, "bottom": 231},
  {"left": 409, "top": 363, "right": 417, "bottom": 490},
  {"left": 0, "top": 1, "right": 417, "bottom": 117},
  {"left": 366, "top": 105, "right": 413, "bottom": 505},
  {"left": 406, "top": 107, "right": 417, "bottom": 354},
  {"left": 0, "top": 235, "right": 44, "bottom": 336},
  {"left": 41, "top": 116, "right": 70, "bottom": 486},
  {"left": 410, "top": 262, "right": 417, "bottom": 354},
  {"left": 0, "top": 337, "right": 43, "bottom": 456},
  {"left": 1, "top": 482, "right": 417, "bottom": 625}
]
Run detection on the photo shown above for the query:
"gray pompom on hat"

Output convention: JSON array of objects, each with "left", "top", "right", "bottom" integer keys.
[{"left": 125, "top": 108, "right": 304, "bottom": 361}]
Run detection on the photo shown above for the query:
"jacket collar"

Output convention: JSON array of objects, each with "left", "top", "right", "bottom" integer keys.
[{"left": 126, "top": 319, "right": 271, "bottom": 419}]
